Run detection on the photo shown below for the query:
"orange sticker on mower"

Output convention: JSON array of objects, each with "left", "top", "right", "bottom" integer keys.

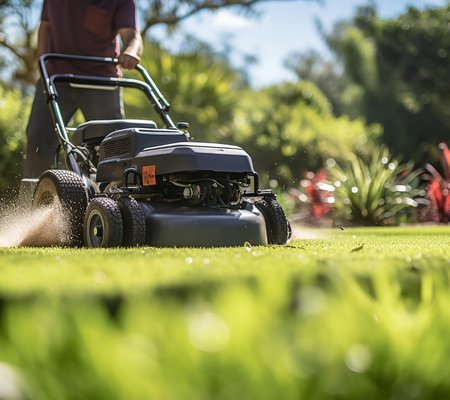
[{"left": 142, "top": 165, "right": 156, "bottom": 186}]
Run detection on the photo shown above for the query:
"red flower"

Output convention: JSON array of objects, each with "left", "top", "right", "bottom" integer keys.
[
  {"left": 301, "top": 169, "right": 334, "bottom": 218},
  {"left": 424, "top": 143, "right": 450, "bottom": 223}
]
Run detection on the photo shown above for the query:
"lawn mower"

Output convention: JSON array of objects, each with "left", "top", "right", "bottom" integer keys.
[{"left": 20, "top": 53, "right": 291, "bottom": 247}]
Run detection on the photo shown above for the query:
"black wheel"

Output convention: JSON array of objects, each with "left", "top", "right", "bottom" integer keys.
[
  {"left": 32, "top": 169, "right": 88, "bottom": 246},
  {"left": 84, "top": 197, "right": 123, "bottom": 248},
  {"left": 254, "top": 197, "right": 291, "bottom": 244},
  {"left": 118, "top": 197, "right": 146, "bottom": 247}
]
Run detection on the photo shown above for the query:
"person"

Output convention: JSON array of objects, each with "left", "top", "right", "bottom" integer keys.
[{"left": 25, "top": 0, "right": 143, "bottom": 178}]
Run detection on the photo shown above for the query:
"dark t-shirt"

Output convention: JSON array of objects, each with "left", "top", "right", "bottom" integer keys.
[{"left": 42, "top": 0, "right": 137, "bottom": 77}]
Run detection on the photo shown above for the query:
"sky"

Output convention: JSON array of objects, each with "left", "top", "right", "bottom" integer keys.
[{"left": 155, "top": 0, "right": 448, "bottom": 87}]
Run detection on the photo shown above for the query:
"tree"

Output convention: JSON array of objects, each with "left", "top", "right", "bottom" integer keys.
[
  {"left": 320, "top": 5, "right": 450, "bottom": 165},
  {"left": 0, "top": 0, "right": 317, "bottom": 86},
  {"left": 285, "top": 49, "right": 349, "bottom": 116},
  {"left": 0, "top": 0, "right": 38, "bottom": 85}
]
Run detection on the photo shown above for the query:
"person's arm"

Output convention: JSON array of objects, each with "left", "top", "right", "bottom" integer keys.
[
  {"left": 37, "top": 20, "right": 53, "bottom": 58},
  {"left": 117, "top": 28, "right": 143, "bottom": 69}
]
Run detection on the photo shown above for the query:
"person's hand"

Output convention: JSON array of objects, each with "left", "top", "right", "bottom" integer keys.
[
  {"left": 117, "top": 29, "right": 143, "bottom": 70},
  {"left": 118, "top": 53, "right": 139, "bottom": 70}
]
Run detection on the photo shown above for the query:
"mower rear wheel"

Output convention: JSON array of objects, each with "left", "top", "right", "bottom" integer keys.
[
  {"left": 32, "top": 169, "right": 88, "bottom": 246},
  {"left": 254, "top": 197, "right": 291, "bottom": 245},
  {"left": 118, "top": 197, "right": 146, "bottom": 247},
  {"left": 84, "top": 197, "right": 123, "bottom": 248}
]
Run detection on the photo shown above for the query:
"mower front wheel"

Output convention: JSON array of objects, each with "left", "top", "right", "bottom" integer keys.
[
  {"left": 118, "top": 197, "right": 146, "bottom": 247},
  {"left": 254, "top": 197, "right": 291, "bottom": 245},
  {"left": 84, "top": 197, "right": 123, "bottom": 248}
]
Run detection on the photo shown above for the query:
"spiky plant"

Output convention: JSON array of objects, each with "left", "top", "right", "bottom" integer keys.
[{"left": 327, "top": 148, "right": 422, "bottom": 225}]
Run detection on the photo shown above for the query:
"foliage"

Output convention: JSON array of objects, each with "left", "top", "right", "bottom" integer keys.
[
  {"left": 327, "top": 148, "right": 423, "bottom": 225},
  {"left": 0, "top": 86, "right": 30, "bottom": 192},
  {"left": 421, "top": 142, "right": 450, "bottom": 223},
  {"left": 123, "top": 40, "right": 241, "bottom": 142},
  {"left": 319, "top": 5, "right": 450, "bottom": 165},
  {"left": 285, "top": 49, "right": 349, "bottom": 116},
  {"left": 1, "top": 228, "right": 450, "bottom": 398},
  {"left": 231, "top": 81, "right": 381, "bottom": 186}
]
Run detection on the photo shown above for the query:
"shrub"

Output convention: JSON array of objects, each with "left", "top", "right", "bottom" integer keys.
[
  {"left": 231, "top": 81, "right": 381, "bottom": 186},
  {"left": 326, "top": 148, "right": 422, "bottom": 225},
  {"left": 0, "top": 87, "right": 30, "bottom": 193}
]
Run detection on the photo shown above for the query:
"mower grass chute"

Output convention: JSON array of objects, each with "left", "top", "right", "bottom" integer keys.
[{"left": 23, "top": 53, "right": 291, "bottom": 248}]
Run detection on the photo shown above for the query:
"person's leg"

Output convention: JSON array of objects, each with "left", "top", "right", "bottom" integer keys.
[
  {"left": 25, "top": 81, "right": 77, "bottom": 178},
  {"left": 78, "top": 87, "right": 123, "bottom": 121}
]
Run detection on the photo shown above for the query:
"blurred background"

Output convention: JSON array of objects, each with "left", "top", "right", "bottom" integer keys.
[{"left": 0, "top": 0, "right": 448, "bottom": 225}]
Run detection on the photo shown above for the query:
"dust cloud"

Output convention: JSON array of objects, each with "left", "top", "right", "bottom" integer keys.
[{"left": 0, "top": 201, "right": 70, "bottom": 247}]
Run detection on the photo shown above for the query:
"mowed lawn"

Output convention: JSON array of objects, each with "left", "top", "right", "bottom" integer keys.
[
  {"left": 0, "top": 226, "right": 450, "bottom": 399},
  {"left": 0, "top": 226, "right": 449, "bottom": 297}
]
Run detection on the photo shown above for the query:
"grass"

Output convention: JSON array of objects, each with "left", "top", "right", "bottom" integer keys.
[
  {"left": 0, "top": 226, "right": 450, "bottom": 399},
  {"left": 0, "top": 226, "right": 449, "bottom": 298}
]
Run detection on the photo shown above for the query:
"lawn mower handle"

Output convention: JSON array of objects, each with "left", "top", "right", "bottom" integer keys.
[
  {"left": 38, "top": 53, "right": 171, "bottom": 111},
  {"left": 37, "top": 53, "right": 176, "bottom": 178}
]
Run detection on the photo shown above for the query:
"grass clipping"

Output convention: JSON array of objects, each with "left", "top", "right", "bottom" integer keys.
[{"left": 0, "top": 201, "right": 70, "bottom": 247}]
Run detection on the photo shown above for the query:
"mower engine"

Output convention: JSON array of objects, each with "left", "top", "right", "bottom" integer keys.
[{"left": 96, "top": 127, "right": 256, "bottom": 208}]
